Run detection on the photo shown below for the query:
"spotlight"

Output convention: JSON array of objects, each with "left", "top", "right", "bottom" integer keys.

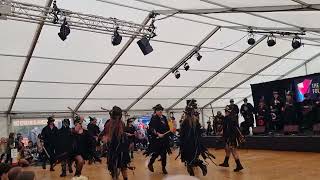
[
  {"left": 184, "top": 62, "right": 190, "bottom": 71},
  {"left": 137, "top": 36, "right": 153, "bottom": 55},
  {"left": 267, "top": 34, "right": 276, "bottom": 47},
  {"left": 174, "top": 70, "right": 180, "bottom": 79},
  {"left": 292, "top": 35, "right": 302, "bottom": 49},
  {"left": 58, "top": 18, "right": 70, "bottom": 41},
  {"left": 111, "top": 27, "right": 122, "bottom": 46},
  {"left": 247, "top": 33, "right": 255, "bottom": 45},
  {"left": 196, "top": 52, "right": 202, "bottom": 61}
]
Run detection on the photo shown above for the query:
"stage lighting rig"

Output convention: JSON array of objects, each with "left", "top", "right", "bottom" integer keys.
[
  {"left": 184, "top": 62, "right": 190, "bottom": 71},
  {"left": 247, "top": 33, "right": 256, "bottom": 45},
  {"left": 292, "top": 35, "right": 302, "bottom": 49},
  {"left": 112, "top": 27, "right": 122, "bottom": 46},
  {"left": 174, "top": 70, "right": 181, "bottom": 79},
  {"left": 267, "top": 34, "right": 276, "bottom": 47}
]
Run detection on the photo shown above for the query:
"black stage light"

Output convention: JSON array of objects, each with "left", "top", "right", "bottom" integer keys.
[
  {"left": 267, "top": 34, "right": 276, "bottom": 47},
  {"left": 184, "top": 62, "right": 190, "bottom": 71},
  {"left": 292, "top": 35, "right": 302, "bottom": 49},
  {"left": 137, "top": 36, "right": 153, "bottom": 55},
  {"left": 248, "top": 33, "right": 256, "bottom": 45},
  {"left": 196, "top": 52, "right": 202, "bottom": 61},
  {"left": 58, "top": 18, "right": 70, "bottom": 41},
  {"left": 111, "top": 27, "right": 122, "bottom": 46},
  {"left": 174, "top": 70, "right": 180, "bottom": 79}
]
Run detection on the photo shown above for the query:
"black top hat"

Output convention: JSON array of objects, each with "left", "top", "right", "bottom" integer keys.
[
  {"left": 109, "top": 106, "right": 123, "bottom": 117},
  {"left": 89, "top": 116, "right": 96, "bottom": 122},
  {"left": 230, "top": 99, "right": 234, "bottom": 103},
  {"left": 74, "top": 116, "right": 81, "bottom": 125},
  {"left": 153, "top": 104, "right": 164, "bottom": 111},
  {"left": 127, "top": 117, "right": 135, "bottom": 123},
  {"left": 47, "top": 116, "right": 55, "bottom": 123},
  {"left": 243, "top": 98, "right": 248, "bottom": 102}
]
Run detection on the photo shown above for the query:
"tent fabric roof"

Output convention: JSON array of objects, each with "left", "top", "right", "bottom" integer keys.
[{"left": 1, "top": 0, "right": 320, "bottom": 113}]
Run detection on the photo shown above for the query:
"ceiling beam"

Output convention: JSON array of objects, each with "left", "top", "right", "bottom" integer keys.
[
  {"left": 153, "top": 4, "right": 320, "bottom": 15},
  {"left": 125, "top": 27, "right": 221, "bottom": 111},
  {"left": 7, "top": 0, "right": 54, "bottom": 113},
  {"left": 202, "top": 48, "right": 297, "bottom": 109},
  {"left": 73, "top": 13, "right": 153, "bottom": 112},
  {"left": 166, "top": 36, "right": 266, "bottom": 110}
]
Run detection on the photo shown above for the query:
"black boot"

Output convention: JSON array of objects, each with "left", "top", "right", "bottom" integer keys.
[
  {"left": 60, "top": 172, "right": 66, "bottom": 177},
  {"left": 147, "top": 162, "right": 154, "bottom": 172},
  {"left": 162, "top": 167, "right": 168, "bottom": 174},
  {"left": 234, "top": 159, "right": 244, "bottom": 172},
  {"left": 42, "top": 163, "right": 46, "bottom": 170},
  {"left": 50, "top": 165, "right": 55, "bottom": 171},
  {"left": 198, "top": 162, "right": 207, "bottom": 176},
  {"left": 74, "top": 170, "right": 81, "bottom": 177},
  {"left": 187, "top": 164, "right": 194, "bottom": 176},
  {"left": 219, "top": 156, "right": 229, "bottom": 167},
  {"left": 131, "top": 151, "right": 134, "bottom": 159},
  {"left": 124, "top": 178, "right": 128, "bottom": 180},
  {"left": 69, "top": 167, "right": 73, "bottom": 174}
]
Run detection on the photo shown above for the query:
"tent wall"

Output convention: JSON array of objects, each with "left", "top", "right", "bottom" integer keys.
[{"left": 0, "top": 116, "right": 9, "bottom": 137}]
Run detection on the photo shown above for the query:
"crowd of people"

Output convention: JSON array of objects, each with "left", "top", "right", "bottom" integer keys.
[
  {"left": 206, "top": 92, "right": 320, "bottom": 136},
  {"left": 0, "top": 99, "right": 247, "bottom": 179}
]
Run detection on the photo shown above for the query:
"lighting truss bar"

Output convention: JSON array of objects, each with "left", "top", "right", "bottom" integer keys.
[
  {"left": 0, "top": 0, "right": 154, "bottom": 37},
  {"left": 152, "top": 4, "right": 320, "bottom": 15},
  {"left": 202, "top": 48, "right": 296, "bottom": 109},
  {"left": 166, "top": 36, "right": 266, "bottom": 111},
  {"left": 125, "top": 27, "right": 221, "bottom": 111},
  {"left": 249, "top": 30, "right": 306, "bottom": 36}
]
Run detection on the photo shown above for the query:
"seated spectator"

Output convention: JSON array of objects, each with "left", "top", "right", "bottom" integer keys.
[
  {"left": 8, "top": 167, "right": 22, "bottom": 180},
  {"left": 16, "top": 171, "right": 36, "bottom": 180},
  {"left": 0, "top": 163, "right": 11, "bottom": 180},
  {"left": 0, "top": 138, "right": 8, "bottom": 162}
]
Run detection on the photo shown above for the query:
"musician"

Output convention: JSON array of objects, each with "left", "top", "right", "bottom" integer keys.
[
  {"left": 179, "top": 100, "right": 211, "bottom": 176},
  {"left": 219, "top": 105, "right": 244, "bottom": 172},
  {"left": 301, "top": 93, "right": 315, "bottom": 130},
  {"left": 229, "top": 99, "right": 240, "bottom": 124},
  {"left": 214, "top": 111, "right": 224, "bottom": 135},
  {"left": 104, "top": 106, "right": 130, "bottom": 180},
  {"left": 125, "top": 118, "right": 136, "bottom": 159},
  {"left": 315, "top": 94, "right": 320, "bottom": 124},
  {"left": 206, "top": 120, "right": 213, "bottom": 136},
  {"left": 40, "top": 116, "right": 58, "bottom": 171},
  {"left": 87, "top": 116, "right": 102, "bottom": 164},
  {"left": 240, "top": 98, "right": 255, "bottom": 135},
  {"left": 56, "top": 119, "right": 73, "bottom": 177},
  {"left": 256, "top": 98, "right": 269, "bottom": 127},
  {"left": 269, "top": 91, "right": 284, "bottom": 132},
  {"left": 71, "top": 116, "right": 94, "bottom": 177},
  {"left": 283, "top": 91, "right": 298, "bottom": 125},
  {"left": 146, "top": 104, "right": 171, "bottom": 174}
]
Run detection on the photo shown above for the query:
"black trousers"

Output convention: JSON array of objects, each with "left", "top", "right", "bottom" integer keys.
[
  {"left": 42, "top": 146, "right": 55, "bottom": 167},
  {"left": 61, "top": 159, "right": 73, "bottom": 173},
  {"left": 149, "top": 151, "right": 167, "bottom": 167}
]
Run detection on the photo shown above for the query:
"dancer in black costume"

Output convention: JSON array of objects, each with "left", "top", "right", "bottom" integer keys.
[
  {"left": 145, "top": 104, "right": 171, "bottom": 174},
  {"left": 56, "top": 119, "right": 73, "bottom": 177},
  {"left": 179, "top": 99, "right": 214, "bottom": 176},
  {"left": 71, "top": 116, "right": 94, "bottom": 177},
  {"left": 240, "top": 98, "right": 255, "bottom": 135},
  {"left": 103, "top": 106, "right": 130, "bottom": 180},
  {"left": 40, "top": 116, "right": 58, "bottom": 171},
  {"left": 87, "top": 116, "right": 102, "bottom": 164},
  {"left": 219, "top": 105, "right": 245, "bottom": 172},
  {"left": 124, "top": 118, "right": 136, "bottom": 159}
]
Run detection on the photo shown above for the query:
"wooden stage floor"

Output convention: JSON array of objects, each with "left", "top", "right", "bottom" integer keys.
[{"left": 27, "top": 149, "right": 320, "bottom": 180}]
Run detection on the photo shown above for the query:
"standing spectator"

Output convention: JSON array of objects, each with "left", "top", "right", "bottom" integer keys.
[
  {"left": 229, "top": 99, "right": 240, "bottom": 124},
  {"left": 240, "top": 98, "right": 255, "bottom": 135}
]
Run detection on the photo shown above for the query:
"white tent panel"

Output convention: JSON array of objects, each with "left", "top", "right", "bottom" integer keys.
[
  {"left": 306, "top": 56, "right": 320, "bottom": 74},
  {"left": 258, "top": 12, "right": 320, "bottom": 29},
  {"left": 24, "top": 58, "right": 106, "bottom": 83},
  {"left": 239, "top": 75, "right": 280, "bottom": 88},
  {"left": 101, "top": 66, "right": 167, "bottom": 85},
  {"left": 205, "top": 0, "right": 297, "bottom": 7},
  {"left": 188, "top": 87, "right": 229, "bottom": 99},
  {"left": 203, "top": 73, "right": 250, "bottom": 88},
  {"left": 223, "top": 54, "right": 276, "bottom": 74},
  {"left": 33, "top": 25, "right": 129, "bottom": 63},
  {"left": 202, "top": 28, "right": 252, "bottom": 51},
  {"left": 59, "top": 0, "right": 150, "bottom": 24},
  {"left": 210, "top": 97, "right": 242, "bottom": 108},
  {"left": 153, "top": 17, "right": 216, "bottom": 45},
  {"left": 260, "top": 59, "right": 304, "bottom": 76},
  {"left": 16, "top": 82, "right": 90, "bottom": 98},
  {"left": 97, "top": 0, "right": 168, "bottom": 11},
  {"left": 223, "top": 88, "right": 251, "bottom": 99},
  {"left": 283, "top": 66, "right": 306, "bottom": 79},
  {"left": 176, "top": 14, "right": 237, "bottom": 27},
  {"left": 12, "top": 99, "right": 79, "bottom": 112},
  {"left": 79, "top": 99, "right": 134, "bottom": 111},
  {"left": 0, "top": 99, "right": 11, "bottom": 111},
  {"left": 139, "top": 0, "right": 220, "bottom": 9},
  {"left": 88, "top": 85, "right": 149, "bottom": 98},
  {"left": 0, "top": 82, "right": 17, "bottom": 97},
  {"left": 19, "top": 0, "right": 45, "bottom": 5},
  {"left": 0, "top": 21, "right": 37, "bottom": 55},
  {"left": 187, "top": 51, "right": 241, "bottom": 71},
  {"left": 159, "top": 71, "right": 213, "bottom": 86},
  {"left": 0, "top": 56, "right": 25, "bottom": 80},
  {"left": 249, "top": 38, "right": 292, "bottom": 57},
  {"left": 174, "top": 98, "right": 218, "bottom": 109},
  {"left": 131, "top": 99, "right": 179, "bottom": 110},
  {"left": 302, "top": 0, "right": 320, "bottom": 4},
  {"left": 286, "top": 45, "right": 320, "bottom": 60},
  {"left": 117, "top": 40, "right": 193, "bottom": 68},
  {"left": 209, "top": 13, "right": 291, "bottom": 28},
  {"left": 144, "top": 87, "right": 194, "bottom": 99}
]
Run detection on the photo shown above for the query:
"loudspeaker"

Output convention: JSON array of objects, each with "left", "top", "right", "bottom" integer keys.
[
  {"left": 313, "top": 123, "right": 320, "bottom": 134},
  {"left": 252, "top": 126, "right": 266, "bottom": 135},
  {"left": 137, "top": 37, "right": 153, "bottom": 55},
  {"left": 283, "top": 125, "right": 299, "bottom": 135}
]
